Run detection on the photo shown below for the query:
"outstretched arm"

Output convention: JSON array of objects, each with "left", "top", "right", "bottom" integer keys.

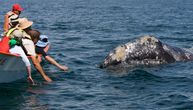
[
  {"left": 45, "top": 55, "right": 68, "bottom": 71},
  {"left": 44, "top": 44, "right": 50, "bottom": 53},
  {"left": 31, "top": 56, "right": 52, "bottom": 82}
]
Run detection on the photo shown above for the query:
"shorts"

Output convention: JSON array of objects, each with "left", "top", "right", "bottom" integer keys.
[
  {"left": 22, "top": 39, "right": 36, "bottom": 56},
  {"left": 35, "top": 46, "right": 47, "bottom": 57}
]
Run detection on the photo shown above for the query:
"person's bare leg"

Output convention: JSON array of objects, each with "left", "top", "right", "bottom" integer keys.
[
  {"left": 31, "top": 56, "right": 52, "bottom": 82},
  {"left": 45, "top": 56, "right": 68, "bottom": 71}
]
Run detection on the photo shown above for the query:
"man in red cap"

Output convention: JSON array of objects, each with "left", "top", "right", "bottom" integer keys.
[{"left": 3, "top": 4, "right": 24, "bottom": 33}]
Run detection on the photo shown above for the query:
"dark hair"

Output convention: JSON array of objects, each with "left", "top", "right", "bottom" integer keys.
[
  {"left": 42, "top": 38, "right": 48, "bottom": 42},
  {"left": 11, "top": 21, "right": 19, "bottom": 28},
  {"left": 23, "top": 26, "right": 32, "bottom": 32},
  {"left": 27, "top": 29, "right": 41, "bottom": 41}
]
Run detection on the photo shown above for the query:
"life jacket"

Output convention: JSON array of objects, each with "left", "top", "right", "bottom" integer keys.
[
  {"left": 7, "top": 11, "right": 19, "bottom": 29},
  {"left": 8, "top": 29, "right": 31, "bottom": 55},
  {"left": 6, "top": 28, "right": 17, "bottom": 37},
  {"left": 0, "top": 28, "right": 17, "bottom": 53},
  {"left": 7, "top": 28, "right": 26, "bottom": 49}
]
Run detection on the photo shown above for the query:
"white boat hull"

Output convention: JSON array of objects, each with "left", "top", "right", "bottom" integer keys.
[{"left": 0, "top": 52, "right": 28, "bottom": 83}]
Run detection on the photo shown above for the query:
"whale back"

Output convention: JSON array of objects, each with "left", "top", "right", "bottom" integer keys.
[
  {"left": 163, "top": 44, "right": 193, "bottom": 61},
  {"left": 123, "top": 36, "right": 175, "bottom": 65},
  {"left": 100, "top": 35, "right": 193, "bottom": 68}
]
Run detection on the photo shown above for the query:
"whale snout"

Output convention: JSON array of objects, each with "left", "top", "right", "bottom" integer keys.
[
  {"left": 99, "top": 58, "right": 111, "bottom": 68},
  {"left": 100, "top": 56, "right": 122, "bottom": 68},
  {"left": 100, "top": 45, "right": 127, "bottom": 68},
  {"left": 99, "top": 52, "right": 113, "bottom": 68}
]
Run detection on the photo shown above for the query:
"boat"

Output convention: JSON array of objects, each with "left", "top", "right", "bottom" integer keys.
[
  {"left": 0, "top": 35, "right": 50, "bottom": 83},
  {"left": 0, "top": 52, "right": 36, "bottom": 83}
]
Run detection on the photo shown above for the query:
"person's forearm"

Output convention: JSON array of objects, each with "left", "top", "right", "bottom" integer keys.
[{"left": 3, "top": 15, "right": 9, "bottom": 32}]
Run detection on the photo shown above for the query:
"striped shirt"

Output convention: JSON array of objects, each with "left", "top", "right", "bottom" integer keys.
[{"left": 6, "top": 11, "right": 19, "bottom": 29}]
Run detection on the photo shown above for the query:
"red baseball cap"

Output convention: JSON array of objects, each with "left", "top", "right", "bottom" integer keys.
[{"left": 12, "top": 4, "right": 23, "bottom": 11}]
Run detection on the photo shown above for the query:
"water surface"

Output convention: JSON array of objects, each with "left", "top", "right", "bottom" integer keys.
[{"left": 1, "top": 0, "right": 193, "bottom": 110}]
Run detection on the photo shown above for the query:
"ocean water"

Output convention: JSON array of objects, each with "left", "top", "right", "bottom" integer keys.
[{"left": 1, "top": 0, "right": 193, "bottom": 110}]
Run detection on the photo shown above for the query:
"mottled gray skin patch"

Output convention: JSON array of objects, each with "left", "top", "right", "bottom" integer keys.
[{"left": 100, "top": 35, "right": 193, "bottom": 68}]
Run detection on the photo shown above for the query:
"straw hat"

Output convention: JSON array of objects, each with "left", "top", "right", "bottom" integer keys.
[{"left": 18, "top": 18, "right": 33, "bottom": 29}]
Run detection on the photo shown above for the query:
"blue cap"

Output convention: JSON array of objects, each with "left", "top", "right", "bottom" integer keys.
[{"left": 36, "top": 35, "right": 50, "bottom": 47}]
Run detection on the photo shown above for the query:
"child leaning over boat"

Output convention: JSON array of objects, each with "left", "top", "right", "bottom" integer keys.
[{"left": 35, "top": 34, "right": 68, "bottom": 71}]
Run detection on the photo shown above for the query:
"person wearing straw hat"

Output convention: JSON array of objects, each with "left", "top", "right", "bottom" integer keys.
[
  {"left": 3, "top": 4, "right": 24, "bottom": 33},
  {"left": 9, "top": 18, "right": 52, "bottom": 82}
]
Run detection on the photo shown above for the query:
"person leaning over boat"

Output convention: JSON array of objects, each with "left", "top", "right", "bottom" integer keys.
[
  {"left": 9, "top": 18, "right": 52, "bottom": 82},
  {"left": 34, "top": 34, "right": 68, "bottom": 71},
  {"left": 7, "top": 28, "right": 34, "bottom": 84},
  {"left": 3, "top": 4, "right": 23, "bottom": 33}
]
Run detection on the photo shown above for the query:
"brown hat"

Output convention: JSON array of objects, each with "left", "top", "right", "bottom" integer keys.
[{"left": 18, "top": 18, "right": 33, "bottom": 29}]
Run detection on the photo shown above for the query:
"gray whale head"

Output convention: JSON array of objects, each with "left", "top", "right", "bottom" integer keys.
[{"left": 100, "top": 35, "right": 193, "bottom": 68}]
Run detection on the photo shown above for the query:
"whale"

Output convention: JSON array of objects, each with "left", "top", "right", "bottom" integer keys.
[{"left": 100, "top": 35, "right": 193, "bottom": 68}]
